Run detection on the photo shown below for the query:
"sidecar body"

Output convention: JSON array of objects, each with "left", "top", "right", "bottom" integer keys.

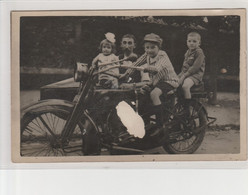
[{"left": 40, "top": 77, "right": 79, "bottom": 101}]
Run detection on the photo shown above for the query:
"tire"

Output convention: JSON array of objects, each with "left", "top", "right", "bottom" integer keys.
[
  {"left": 163, "top": 101, "right": 207, "bottom": 154},
  {"left": 21, "top": 105, "right": 99, "bottom": 156}
]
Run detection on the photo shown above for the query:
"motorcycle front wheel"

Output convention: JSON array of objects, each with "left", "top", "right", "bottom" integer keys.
[
  {"left": 21, "top": 105, "right": 98, "bottom": 156},
  {"left": 162, "top": 101, "right": 207, "bottom": 154}
]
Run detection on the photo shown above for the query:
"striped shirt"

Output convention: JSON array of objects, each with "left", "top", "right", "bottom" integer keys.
[
  {"left": 138, "top": 50, "right": 179, "bottom": 88},
  {"left": 125, "top": 53, "right": 147, "bottom": 76},
  {"left": 148, "top": 50, "right": 179, "bottom": 88}
]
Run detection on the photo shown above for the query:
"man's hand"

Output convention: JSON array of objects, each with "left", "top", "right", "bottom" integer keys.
[
  {"left": 119, "top": 72, "right": 130, "bottom": 81},
  {"left": 126, "top": 53, "right": 138, "bottom": 62}
]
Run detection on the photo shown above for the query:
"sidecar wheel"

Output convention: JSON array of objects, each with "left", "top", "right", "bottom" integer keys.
[
  {"left": 162, "top": 101, "right": 207, "bottom": 154},
  {"left": 21, "top": 105, "right": 99, "bottom": 156}
]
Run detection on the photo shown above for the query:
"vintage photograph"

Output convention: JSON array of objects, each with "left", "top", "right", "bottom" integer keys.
[{"left": 11, "top": 10, "right": 246, "bottom": 162}]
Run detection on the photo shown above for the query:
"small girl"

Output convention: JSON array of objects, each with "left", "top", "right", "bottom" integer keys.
[{"left": 92, "top": 33, "right": 119, "bottom": 89}]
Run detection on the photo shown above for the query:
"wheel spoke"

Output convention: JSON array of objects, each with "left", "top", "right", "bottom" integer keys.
[
  {"left": 50, "top": 113, "right": 56, "bottom": 132},
  {"left": 49, "top": 113, "right": 55, "bottom": 133},
  {"left": 31, "top": 118, "right": 47, "bottom": 135},
  {"left": 21, "top": 143, "right": 51, "bottom": 156},
  {"left": 54, "top": 114, "right": 61, "bottom": 134},
  {"left": 21, "top": 108, "right": 86, "bottom": 157},
  {"left": 38, "top": 116, "right": 57, "bottom": 138},
  {"left": 44, "top": 113, "right": 54, "bottom": 132},
  {"left": 25, "top": 123, "right": 44, "bottom": 136},
  {"left": 163, "top": 102, "right": 207, "bottom": 154},
  {"left": 24, "top": 126, "right": 34, "bottom": 134}
]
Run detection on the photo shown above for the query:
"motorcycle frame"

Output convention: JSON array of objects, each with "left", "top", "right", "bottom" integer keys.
[
  {"left": 59, "top": 64, "right": 213, "bottom": 150},
  {"left": 60, "top": 62, "right": 147, "bottom": 144}
]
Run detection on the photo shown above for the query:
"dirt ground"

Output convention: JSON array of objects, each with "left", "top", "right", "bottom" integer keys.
[
  {"left": 152, "top": 129, "right": 240, "bottom": 154},
  {"left": 20, "top": 90, "right": 241, "bottom": 154}
]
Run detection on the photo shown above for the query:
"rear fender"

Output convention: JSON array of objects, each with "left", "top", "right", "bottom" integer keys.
[{"left": 190, "top": 99, "right": 208, "bottom": 118}]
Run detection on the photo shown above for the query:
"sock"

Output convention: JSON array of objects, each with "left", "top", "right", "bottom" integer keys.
[{"left": 183, "top": 99, "right": 191, "bottom": 117}]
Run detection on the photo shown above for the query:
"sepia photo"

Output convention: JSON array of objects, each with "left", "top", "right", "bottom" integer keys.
[{"left": 11, "top": 10, "right": 247, "bottom": 162}]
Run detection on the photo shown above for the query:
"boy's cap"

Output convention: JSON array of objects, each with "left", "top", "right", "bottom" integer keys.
[{"left": 144, "top": 33, "right": 162, "bottom": 44}]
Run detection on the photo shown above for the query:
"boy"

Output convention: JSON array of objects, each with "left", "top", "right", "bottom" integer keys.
[
  {"left": 122, "top": 33, "right": 179, "bottom": 127},
  {"left": 178, "top": 32, "right": 205, "bottom": 116}
]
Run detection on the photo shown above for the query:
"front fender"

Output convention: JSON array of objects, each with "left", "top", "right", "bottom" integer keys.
[
  {"left": 21, "top": 99, "right": 99, "bottom": 131},
  {"left": 21, "top": 99, "right": 75, "bottom": 119}
]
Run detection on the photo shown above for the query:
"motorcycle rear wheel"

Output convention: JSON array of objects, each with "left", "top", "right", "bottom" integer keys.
[
  {"left": 162, "top": 101, "right": 207, "bottom": 154},
  {"left": 21, "top": 105, "right": 95, "bottom": 156}
]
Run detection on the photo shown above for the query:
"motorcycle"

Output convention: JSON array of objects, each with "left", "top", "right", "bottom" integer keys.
[{"left": 20, "top": 58, "right": 216, "bottom": 156}]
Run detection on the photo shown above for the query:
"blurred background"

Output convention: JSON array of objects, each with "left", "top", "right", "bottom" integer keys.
[{"left": 20, "top": 15, "right": 240, "bottom": 92}]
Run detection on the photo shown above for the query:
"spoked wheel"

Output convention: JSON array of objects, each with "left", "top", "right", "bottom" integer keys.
[
  {"left": 21, "top": 105, "right": 96, "bottom": 157},
  {"left": 163, "top": 100, "right": 207, "bottom": 154}
]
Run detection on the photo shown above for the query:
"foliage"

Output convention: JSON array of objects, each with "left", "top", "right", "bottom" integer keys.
[{"left": 20, "top": 16, "right": 240, "bottom": 76}]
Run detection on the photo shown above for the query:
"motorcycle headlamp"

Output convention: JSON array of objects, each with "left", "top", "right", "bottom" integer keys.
[{"left": 74, "top": 62, "right": 89, "bottom": 82}]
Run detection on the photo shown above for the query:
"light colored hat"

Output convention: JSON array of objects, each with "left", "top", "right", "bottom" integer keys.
[
  {"left": 105, "top": 32, "right": 116, "bottom": 43},
  {"left": 143, "top": 33, "right": 163, "bottom": 45}
]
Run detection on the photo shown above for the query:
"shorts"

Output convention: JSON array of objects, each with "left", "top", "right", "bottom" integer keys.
[
  {"left": 187, "top": 76, "right": 202, "bottom": 86},
  {"left": 156, "top": 82, "right": 174, "bottom": 95}
]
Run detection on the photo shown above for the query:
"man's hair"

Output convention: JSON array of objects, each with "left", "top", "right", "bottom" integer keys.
[
  {"left": 121, "top": 34, "right": 136, "bottom": 43},
  {"left": 187, "top": 32, "right": 201, "bottom": 41}
]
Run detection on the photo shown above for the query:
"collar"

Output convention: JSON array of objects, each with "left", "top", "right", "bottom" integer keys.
[
  {"left": 147, "top": 50, "right": 166, "bottom": 64},
  {"left": 188, "top": 47, "right": 201, "bottom": 54}
]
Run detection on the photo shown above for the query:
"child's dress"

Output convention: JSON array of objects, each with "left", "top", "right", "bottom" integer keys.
[{"left": 94, "top": 53, "right": 119, "bottom": 89}]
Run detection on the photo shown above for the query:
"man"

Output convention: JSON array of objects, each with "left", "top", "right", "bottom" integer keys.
[{"left": 118, "top": 34, "right": 140, "bottom": 83}]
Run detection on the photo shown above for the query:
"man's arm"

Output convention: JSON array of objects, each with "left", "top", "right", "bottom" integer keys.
[{"left": 124, "top": 53, "right": 147, "bottom": 77}]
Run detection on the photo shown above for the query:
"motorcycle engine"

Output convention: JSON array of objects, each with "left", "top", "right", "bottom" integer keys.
[
  {"left": 107, "top": 107, "right": 127, "bottom": 138},
  {"left": 107, "top": 101, "right": 145, "bottom": 139}
]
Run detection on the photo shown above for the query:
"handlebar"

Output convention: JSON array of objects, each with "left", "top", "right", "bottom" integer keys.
[
  {"left": 97, "top": 55, "right": 137, "bottom": 67},
  {"left": 93, "top": 65, "right": 145, "bottom": 77},
  {"left": 74, "top": 54, "right": 157, "bottom": 82}
]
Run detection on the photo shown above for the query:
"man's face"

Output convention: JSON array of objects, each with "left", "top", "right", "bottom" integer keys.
[{"left": 121, "top": 37, "right": 135, "bottom": 53}]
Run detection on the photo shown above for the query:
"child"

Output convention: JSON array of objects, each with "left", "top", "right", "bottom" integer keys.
[
  {"left": 178, "top": 32, "right": 205, "bottom": 116},
  {"left": 133, "top": 33, "right": 179, "bottom": 127},
  {"left": 92, "top": 33, "right": 119, "bottom": 89}
]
